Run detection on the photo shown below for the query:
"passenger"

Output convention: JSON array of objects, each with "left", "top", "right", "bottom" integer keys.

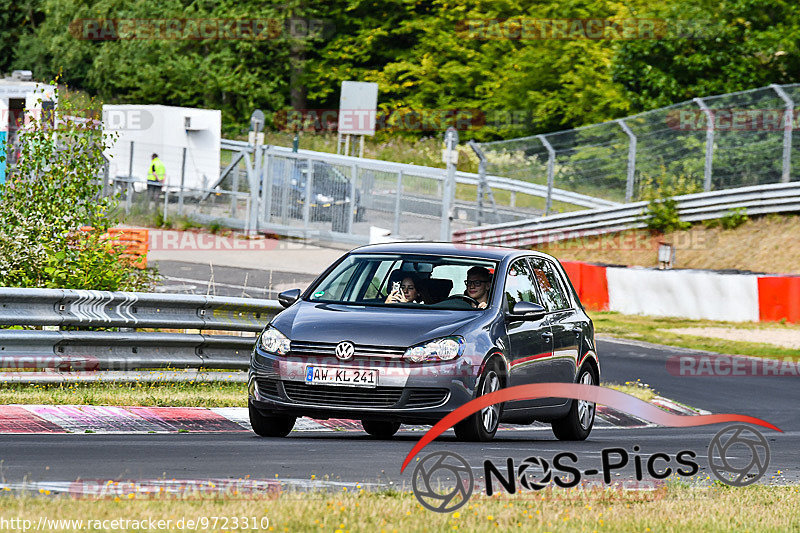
[
  {"left": 464, "top": 266, "right": 492, "bottom": 309},
  {"left": 385, "top": 274, "right": 428, "bottom": 304}
]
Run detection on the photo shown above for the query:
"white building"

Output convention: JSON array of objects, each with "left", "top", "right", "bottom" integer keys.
[
  {"left": 103, "top": 104, "right": 221, "bottom": 190},
  {"left": 0, "top": 71, "right": 57, "bottom": 184}
]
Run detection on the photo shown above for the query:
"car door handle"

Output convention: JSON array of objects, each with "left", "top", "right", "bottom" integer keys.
[{"left": 541, "top": 332, "right": 553, "bottom": 341}]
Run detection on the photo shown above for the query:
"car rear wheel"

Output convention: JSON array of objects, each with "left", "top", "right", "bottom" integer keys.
[
  {"left": 248, "top": 402, "right": 296, "bottom": 437},
  {"left": 361, "top": 420, "right": 401, "bottom": 439},
  {"left": 551, "top": 367, "right": 596, "bottom": 441},
  {"left": 454, "top": 359, "right": 503, "bottom": 442}
]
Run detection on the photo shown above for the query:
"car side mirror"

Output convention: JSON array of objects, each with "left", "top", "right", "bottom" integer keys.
[
  {"left": 506, "top": 301, "right": 546, "bottom": 321},
  {"left": 278, "top": 288, "right": 302, "bottom": 308}
]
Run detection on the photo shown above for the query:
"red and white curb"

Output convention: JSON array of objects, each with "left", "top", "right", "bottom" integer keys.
[{"left": 0, "top": 403, "right": 690, "bottom": 434}]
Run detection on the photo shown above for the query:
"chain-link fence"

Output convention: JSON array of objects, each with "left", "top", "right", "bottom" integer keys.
[
  {"left": 108, "top": 138, "right": 614, "bottom": 244},
  {"left": 478, "top": 83, "right": 800, "bottom": 211}
]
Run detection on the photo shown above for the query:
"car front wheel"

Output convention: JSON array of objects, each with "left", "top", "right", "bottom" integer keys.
[
  {"left": 551, "top": 367, "right": 596, "bottom": 441},
  {"left": 454, "top": 359, "right": 503, "bottom": 442},
  {"left": 249, "top": 402, "right": 296, "bottom": 437}
]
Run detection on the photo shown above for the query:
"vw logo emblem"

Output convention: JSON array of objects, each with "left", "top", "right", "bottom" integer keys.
[{"left": 335, "top": 341, "right": 355, "bottom": 361}]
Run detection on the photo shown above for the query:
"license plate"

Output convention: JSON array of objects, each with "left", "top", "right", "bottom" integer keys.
[{"left": 304, "top": 366, "right": 378, "bottom": 388}]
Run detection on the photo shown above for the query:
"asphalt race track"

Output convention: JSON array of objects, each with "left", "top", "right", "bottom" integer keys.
[{"left": 1, "top": 338, "right": 796, "bottom": 490}]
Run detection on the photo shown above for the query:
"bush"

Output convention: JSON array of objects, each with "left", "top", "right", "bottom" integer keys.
[
  {"left": 0, "top": 83, "right": 155, "bottom": 291},
  {"left": 640, "top": 168, "right": 697, "bottom": 234},
  {"left": 720, "top": 207, "right": 748, "bottom": 230}
]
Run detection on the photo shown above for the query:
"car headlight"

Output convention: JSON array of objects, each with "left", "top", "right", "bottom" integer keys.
[
  {"left": 259, "top": 326, "right": 291, "bottom": 355},
  {"left": 404, "top": 336, "right": 465, "bottom": 363},
  {"left": 314, "top": 193, "right": 333, "bottom": 203}
]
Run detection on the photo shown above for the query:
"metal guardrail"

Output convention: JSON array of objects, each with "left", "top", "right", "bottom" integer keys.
[
  {"left": 452, "top": 182, "right": 800, "bottom": 246},
  {"left": 220, "top": 139, "right": 618, "bottom": 210},
  {"left": 0, "top": 289, "right": 282, "bottom": 381}
]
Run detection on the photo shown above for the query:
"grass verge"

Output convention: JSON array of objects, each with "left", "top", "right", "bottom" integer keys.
[
  {"left": 0, "top": 382, "right": 247, "bottom": 407},
  {"left": 592, "top": 311, "right": 800, "bottom": 360},
  {"left": 1, "top": 484, "right": 798, "bottom": 532}
]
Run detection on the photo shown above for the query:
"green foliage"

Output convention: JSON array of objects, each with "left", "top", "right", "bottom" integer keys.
[
  {"left": 0, "top": 82, "right": 155, "bottom": 291},
  {"left": 720, "top": 207, "right": 749, "bottom": 230},
  {"left": 640, "top": 168, "right": 697, "bottom": 233},
  {"left": 7, "top": 0, "right": 800, "bottom": 143}
]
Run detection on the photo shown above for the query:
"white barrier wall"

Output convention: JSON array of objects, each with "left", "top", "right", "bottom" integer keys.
[{"left": 606, "top": 267, "right": 760, "bottom": 322}]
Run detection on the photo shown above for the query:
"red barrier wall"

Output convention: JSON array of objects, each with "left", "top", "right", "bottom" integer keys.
[
  {"left": 561, "top": 261, "right": 609, "bottom": 311},
  {"left": 757, "top": 276, "right": 800, "bottom": 323}
]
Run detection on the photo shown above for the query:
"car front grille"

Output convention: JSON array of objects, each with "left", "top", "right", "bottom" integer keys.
[
  {"left": 281, "top": 382, "right": 449, "bottom": 409},
  {"left": 283, "top": 382, "right": 403, "bottom": 407},
  {"left": 406, "top": 388, "right": 450, "bottom": 408},
  {"left": 256, "top": 378, "right": 281, "bottom": 400},
  {"left": 290, "top": 340, "right": 406, "bottom": 359}
]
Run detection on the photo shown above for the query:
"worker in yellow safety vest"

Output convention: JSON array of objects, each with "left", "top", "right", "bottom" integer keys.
[{"left": 147, "top": 153, "right": 166, "bottom": 205}]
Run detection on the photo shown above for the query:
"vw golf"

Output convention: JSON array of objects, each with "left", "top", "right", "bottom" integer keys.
[{"left": 248, "top": 243, "right": 600, "bottom": 442}]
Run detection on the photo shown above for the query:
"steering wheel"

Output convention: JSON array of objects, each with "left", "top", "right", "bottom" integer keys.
[{"left": 441, "top": 294, "right": 479, "bottom": 307}]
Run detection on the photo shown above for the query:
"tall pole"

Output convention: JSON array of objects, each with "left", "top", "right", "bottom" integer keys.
[
  {"left": 693, "top": 97, "right": 715, "bottom": 191},
  {"left": 537, "top": 134, "right": 555, "bottom": 215},
  {"left": 771, "top": 84, "right": 794, "bottom": 183},
  {"left": 178, "top": 146, "right": 187, "bottom": 215},
  {"left": 440, "top": 127, "right": 458, "bottom": 241},
  {"left": 617, "top": 119, "right": 637, "bottom": 202}
]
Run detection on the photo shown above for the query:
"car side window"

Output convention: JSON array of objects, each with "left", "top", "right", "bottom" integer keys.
[
  {"left": 503, "top": 259, "right": 542, "bottom": 312},
  {"left": 363, "top": 260, "right": 397, "bottom": 299},
  {"left": 529, "top": 258, "right": 570, "bottom": 311}
]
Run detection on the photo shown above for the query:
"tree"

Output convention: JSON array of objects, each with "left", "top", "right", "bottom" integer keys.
[{"left": 0, "top": 83, "right": 154, "bottom": 290}]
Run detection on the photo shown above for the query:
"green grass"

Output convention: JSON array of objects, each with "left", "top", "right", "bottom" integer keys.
[
  {"left": 1, "top": 484, "right": 798, "bottom": 532},
  {"left": 591, "top": 311, "right": 800, "bottom": 359},
  {"left": 0, "top": 381, "right": 246, "bottom": 407}
]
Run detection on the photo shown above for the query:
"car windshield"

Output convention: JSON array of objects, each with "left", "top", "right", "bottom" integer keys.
[{"left": 307, "top": 253, "right": 497, "bottom": 310}]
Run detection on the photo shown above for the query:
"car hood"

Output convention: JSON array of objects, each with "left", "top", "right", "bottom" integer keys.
[{"left": 272, "top": 302, "right": 482, "bottom": 347}]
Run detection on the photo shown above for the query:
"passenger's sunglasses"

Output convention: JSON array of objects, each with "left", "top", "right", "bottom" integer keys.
[{"left": 465, "top": 280, "right": 488, "bottom": 287}]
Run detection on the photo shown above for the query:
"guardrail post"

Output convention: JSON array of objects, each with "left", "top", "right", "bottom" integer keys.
[
  {"left": 178, "top": 146, "right": 187, "bottom": 216},
  {"left": 303, "top": 158, "right": 314, "bottom": 228},
  {"left": 537, "top": 134, "right": 556, "bottom": 215},
  {"left": 694, "top": 97, "right": 715, "bottom": 191},
  {"left": 262, "top": 150, "right": 274, "bottom": 224},
  {"left": 617, "top": 119, "right": 637, "bottom": 202},
  {"left": 231, "top": 163, "right": 239, "bottom": 218},
  {"left": 347, "top": 162, "right": 356, "bottom": 234},
  {"left": 251, "top": 144, "right": 263, "bottom": 233},
  {"left": 126, "top": 141, "right": 134, "bottom": 214},
  {"left": 771, "top": 84, "right": 794, "bottom": 183},
  {"left": 393, "top": 170, "right": 403, "bottom": 235}
]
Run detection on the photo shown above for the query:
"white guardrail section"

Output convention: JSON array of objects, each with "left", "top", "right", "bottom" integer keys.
[
  {"left": 453, "top": 182, "right": 800, "bottom": 246},
  {"left": 0, "top": 288, "right": 282, "bottom": 382},
  {"left": 220, "top": 139, "right": 619, "bottom": 210}
]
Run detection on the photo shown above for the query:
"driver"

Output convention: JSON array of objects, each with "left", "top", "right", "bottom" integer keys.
[{"left": 464, "top": 266, "right": 491, "bottom": 309}]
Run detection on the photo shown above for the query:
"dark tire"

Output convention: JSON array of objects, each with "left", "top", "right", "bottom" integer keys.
[
  {"left": 361, "top": 420, "right": 401, "bottom": 439},
  {"left": 248, "top": 402, "right": 296, "bottom": 437},
  {"left": 454, "top": 358, "right": 504, "bottom": 442},
  {"left": 551, "top": 366, "right": 596, "bottom": 441}
]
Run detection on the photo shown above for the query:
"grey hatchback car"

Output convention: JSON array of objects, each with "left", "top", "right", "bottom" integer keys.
[{"left": 248, "top": 243, "right": 600, "bottom": 442}]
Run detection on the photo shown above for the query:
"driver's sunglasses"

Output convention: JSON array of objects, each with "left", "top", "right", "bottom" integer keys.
[{"left": 465, "top": 280, "right": 488, "bottom": 287}]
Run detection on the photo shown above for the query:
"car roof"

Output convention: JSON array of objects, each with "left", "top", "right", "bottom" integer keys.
[{"left": 350, "top": 242, "right": 553, "bottom": 262}]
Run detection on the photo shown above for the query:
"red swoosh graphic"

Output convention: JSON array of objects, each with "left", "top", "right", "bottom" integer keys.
[{"left": 400, "top": 383, "right": 781, "bottom": 473}]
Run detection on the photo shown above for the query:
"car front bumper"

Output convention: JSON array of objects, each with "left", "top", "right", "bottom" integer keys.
[{"left": 248, "top": 349, "right": 479, "bottom": 423}]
